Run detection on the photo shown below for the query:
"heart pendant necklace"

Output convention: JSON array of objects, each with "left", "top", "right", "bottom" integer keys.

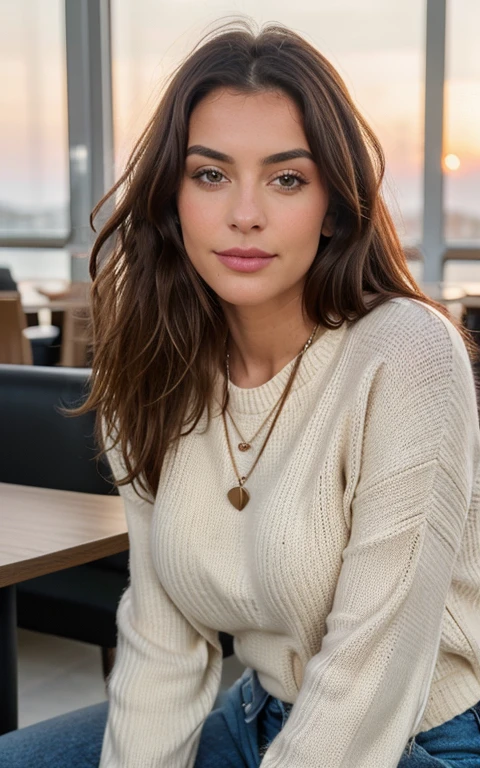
[{"left": 227, "top": 480, "right": 250, "bottom": 511}]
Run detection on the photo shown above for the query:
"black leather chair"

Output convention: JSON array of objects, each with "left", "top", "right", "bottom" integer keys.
[{"left": 0, "top": 364, "right": 233, "bottom": 678}]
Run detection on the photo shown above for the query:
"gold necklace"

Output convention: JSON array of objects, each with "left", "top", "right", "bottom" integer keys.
[
  {"left": 224, "top": 388, "right": 283, "bottom": 452},
  {"left": 222, "top": 324, "right": 318, "bottom": 510}
]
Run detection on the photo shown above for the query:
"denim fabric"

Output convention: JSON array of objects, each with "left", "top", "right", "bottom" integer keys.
[
  {"left": 0, "top": 670, "right": 479, "bottom": 767},
  {"left": 0, "top": 701, "right": 108, "bottom": 768},
  {"left": 398, "top": 701, "right": 480, "bottom": 767},
  {"left": 195, "top": 667, "right": 293, "bottom": 767},
  {"left": 196, "top": 669, "right": 480, "bottom": 767}
]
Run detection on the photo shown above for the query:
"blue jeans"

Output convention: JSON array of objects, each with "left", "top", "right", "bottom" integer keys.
[{"left": 0, "top": 668, "right": 479, "bottom": 767}]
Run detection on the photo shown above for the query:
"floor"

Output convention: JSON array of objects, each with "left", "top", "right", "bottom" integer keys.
[{"left": 17, "top": 628, "right": 244, "bottom": 729}]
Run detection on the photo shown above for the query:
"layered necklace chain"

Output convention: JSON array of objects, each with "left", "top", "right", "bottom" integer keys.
[
  {"left": 224, "top": 356, "right": 283, "bottom": 452},
  {"left": 222, "top": 324, "right": 319, "bottom": 510}
]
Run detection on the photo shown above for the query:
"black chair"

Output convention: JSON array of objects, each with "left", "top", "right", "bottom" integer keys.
[
  {"left": 0, "top": 364, "right": 233, "bottom": 678},
  {"left": 0, "top": 266, "right": 18, "bottom": 291}
]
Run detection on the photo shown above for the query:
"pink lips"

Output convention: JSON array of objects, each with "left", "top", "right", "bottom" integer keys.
[{"left": 214, "top": 247, "right": 276, "bottom": 273}]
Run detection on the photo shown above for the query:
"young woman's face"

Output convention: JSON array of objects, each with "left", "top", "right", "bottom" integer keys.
[{"left": 177, "top": 87, "right": 333, "bottom": 311}]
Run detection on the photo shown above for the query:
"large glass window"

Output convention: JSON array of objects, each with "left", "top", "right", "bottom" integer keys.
[
  {"left": 0, "top": 0, "right": 69, "bottom": 239},
  {"left": 444, "top": 0, "right": 480, "bottom": 243},
  {"left": 0, "top": 247, "right": 70, "bottom": 282},
  {"left": 111, "top": 0, "right": 425, "bottom": 245}
]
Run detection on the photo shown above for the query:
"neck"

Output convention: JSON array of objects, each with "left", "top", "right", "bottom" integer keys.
[{"left": 222, "top": 296, "right": 318, "bottom": 388}]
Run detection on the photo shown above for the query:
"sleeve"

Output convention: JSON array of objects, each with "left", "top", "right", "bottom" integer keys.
[
  {"left": 262, "top": 312, "right": 480, "bottom": 768},
  {"left": 99, "top": 436, "right": 223, "bottom": 768}
]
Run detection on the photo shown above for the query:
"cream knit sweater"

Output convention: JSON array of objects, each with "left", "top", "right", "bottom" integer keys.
[{"left": 100, "top": 297, "right": 480, "bottom": 768}]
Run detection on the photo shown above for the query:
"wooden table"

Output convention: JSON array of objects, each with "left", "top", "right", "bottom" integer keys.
[
  {"left": 0, "top": 483, "right": 128, "bottom": 735},
  {"left": 18, "top": 280, "right": 91, "bottom": 366},
  {"left": 19, "top": 280, "right": 89, "bottom": 315}
]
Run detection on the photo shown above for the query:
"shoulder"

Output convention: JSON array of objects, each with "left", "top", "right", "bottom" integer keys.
[
  {"left": 340, "top": 297, "right": 479, "bottom": 424},
  {"left": 348, "top": 296, "right": 470, "bottom": 374}
]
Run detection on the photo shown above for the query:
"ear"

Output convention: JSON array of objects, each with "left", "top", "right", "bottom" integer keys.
[{"left": 321, "top": 211, "right": 335, "bottom": 238}]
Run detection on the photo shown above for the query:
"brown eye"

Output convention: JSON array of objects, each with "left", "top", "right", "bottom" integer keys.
[
  {"left": 271, "top": 172, "right": 307, "bottom": 192},
  {"left": 279, "top": 174, "right": 296, "bottom": 188},
  {"left": 191, "top": 168, "right": 227, "bottom": 188},
  {"left": 205, "top": 170, "right": 222, "bottom": 183}
]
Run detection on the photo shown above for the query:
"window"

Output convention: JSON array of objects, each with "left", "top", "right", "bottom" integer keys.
[
  {"left": 0, "top": 0, "right": 69, "bottom": 239},
  {"left": 444, "top": 0, "right": 480, "bottom": 243}
]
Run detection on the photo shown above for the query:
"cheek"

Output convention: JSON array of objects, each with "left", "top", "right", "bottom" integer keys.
[
  {"left": 276, "top": 200, "right": 324, "bottom": 248},
  {"left": 178, "top": 190, "right": 222, "bottom": 247}
]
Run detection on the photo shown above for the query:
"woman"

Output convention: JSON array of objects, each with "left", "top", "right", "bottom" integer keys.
[{"left": 2, "top": 19, "right": 480, "bottom": 768}]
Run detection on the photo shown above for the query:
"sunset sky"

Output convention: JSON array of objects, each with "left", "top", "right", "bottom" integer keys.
[{"left": 1, "top": 0, "right": 478, "bottom": 232}]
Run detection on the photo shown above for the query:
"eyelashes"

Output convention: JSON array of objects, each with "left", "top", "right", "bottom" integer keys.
[
  {"left": 191, "top": 169, "right": 226, "bottom": 187},
  {"left": 190, "top": 167, "right": 309, "bottom": 193}
]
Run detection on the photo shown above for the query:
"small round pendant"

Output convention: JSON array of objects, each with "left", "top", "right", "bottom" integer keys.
[
  {"left": 227, "top": 485, "right": 250, "bottom": 510},
  {"left": 238, "top": 442, "right": 251, "bottom": 452}
]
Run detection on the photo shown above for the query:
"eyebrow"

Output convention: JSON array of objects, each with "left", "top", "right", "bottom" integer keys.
[{"left": 185, "top": 145, "right": 315, "bottom": 165}]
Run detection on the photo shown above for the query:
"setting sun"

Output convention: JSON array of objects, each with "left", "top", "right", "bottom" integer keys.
[{"left": 444, "top": 153, "right": 461, "bottom": 171}]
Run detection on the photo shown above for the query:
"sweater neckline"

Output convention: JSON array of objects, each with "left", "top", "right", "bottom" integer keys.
[{"left": 222, "top": 321, "right": 349, "bottom": 415}]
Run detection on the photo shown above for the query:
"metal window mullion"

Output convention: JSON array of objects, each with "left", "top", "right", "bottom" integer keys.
[
  {"left": 88, "top": 0, "right": 114, "bottom": 216},
  {"left": 421, "top": 0, "right": 447, "bottom": 283},
  {"left": 64, "top": 0, "right": 113, "bottom": 281}
]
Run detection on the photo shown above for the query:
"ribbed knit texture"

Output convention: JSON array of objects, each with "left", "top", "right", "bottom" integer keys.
[{"left": 100, "top": 297, "right": 480, "bottom": 768}]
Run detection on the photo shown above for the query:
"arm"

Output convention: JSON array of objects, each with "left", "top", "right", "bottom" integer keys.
[
  {"left": 99, "top": 438, "right": 222, "bottom": 768},
  {"left": 262, "top": 308, "right": 480, "bottom": 768}
]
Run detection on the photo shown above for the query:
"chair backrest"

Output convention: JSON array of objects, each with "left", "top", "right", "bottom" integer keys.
[
  {"left": 0, "top": 266, "right": 18, "bottom": 291},
  {"left": 0, "top": 292, "right": 32, "bottom": 365},
  {"left": 0, "top": 364, "right": 115, "bottom": 494}
]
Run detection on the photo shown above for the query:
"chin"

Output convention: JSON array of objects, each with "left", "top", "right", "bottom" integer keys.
[
  {"left": 219, "top": 294, "right": 274, "bottom": 308},
  {"left": 215, "top": 285, "right": 292, "bottom": 310}
]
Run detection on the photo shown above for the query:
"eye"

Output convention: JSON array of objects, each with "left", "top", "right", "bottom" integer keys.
[
  {"left": 191, "top": 168, "right": 228, "bottom": 187},
  {"left": 271, "top": 172, "right": 308, "bottom": 192}
]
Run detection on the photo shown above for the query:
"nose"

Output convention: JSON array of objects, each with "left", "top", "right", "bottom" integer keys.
[{"left": 227, "top": 183, "right": 267, "bottom": 233}]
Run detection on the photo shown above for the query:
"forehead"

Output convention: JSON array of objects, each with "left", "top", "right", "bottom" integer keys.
[{"left": 187, "top": 88, "right": 309, "bottom": 153}]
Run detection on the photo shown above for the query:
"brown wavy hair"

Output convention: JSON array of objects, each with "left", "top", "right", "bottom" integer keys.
[{"left": 78, "top": 18, "right": 479, "bottom": 499}]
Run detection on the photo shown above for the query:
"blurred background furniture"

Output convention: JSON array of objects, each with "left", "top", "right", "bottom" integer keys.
[
  {"left": 0, "top": 481, "right": 128, "bottom": 735},
  {"left": 0, "top": 364, "right": 127, "bottom": 680},
  {"left": 19, "top": 279, "right": 92, "bottom": 367},
  {"left": 0, "top": 292, "right": 60, "bottom": 366},
  {"left": 5, "top": 275, "right": 95, "bottom": 368},
  {"left": 0, "top": 293, "right": 33, "bottom": 364},
  {"left": 0, "top": 267, "right": 18, "bottom": 292},
  {"left": 0, "top": 267, "right": 61, "bottom": 365}
]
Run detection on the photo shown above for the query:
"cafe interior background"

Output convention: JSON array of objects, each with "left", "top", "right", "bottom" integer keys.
[{"left": 1, "top": 0, "right": 479, "bottom": 728}]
